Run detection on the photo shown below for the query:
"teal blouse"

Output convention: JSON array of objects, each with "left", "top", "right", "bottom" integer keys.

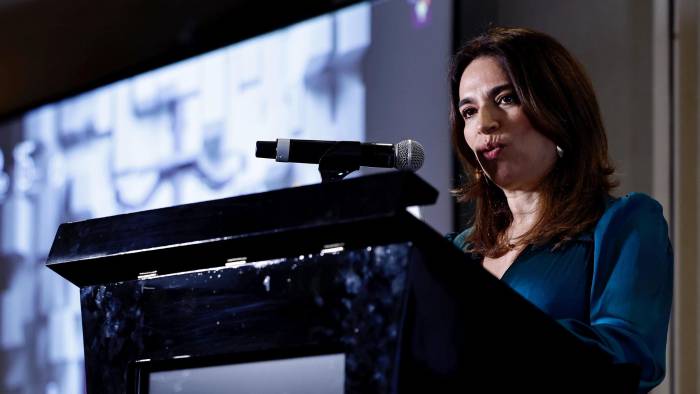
[{"left": 450, "top": 193, "right": 673, "bottom": 393}]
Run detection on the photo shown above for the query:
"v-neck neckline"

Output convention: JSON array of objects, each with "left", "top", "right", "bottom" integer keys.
[{"left": 499, "top": 244, "right": 533, "bottom": 281}]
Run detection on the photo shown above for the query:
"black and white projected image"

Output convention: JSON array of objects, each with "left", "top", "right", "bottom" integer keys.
[
  {"left": 149, "top": 354, "right": 345, "bottom": 394},
  {"left": 0, "top": 4, "right": 369, "bottom": 393}
]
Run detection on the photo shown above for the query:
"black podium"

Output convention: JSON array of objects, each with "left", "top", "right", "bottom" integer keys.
[{"left": 46, "top": 172, "right": 638, "bottom": 393}]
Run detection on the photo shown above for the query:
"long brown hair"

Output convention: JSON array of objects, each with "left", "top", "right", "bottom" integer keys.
[{"left": 449, "top": 27, "right": 617, "bottom": 257}]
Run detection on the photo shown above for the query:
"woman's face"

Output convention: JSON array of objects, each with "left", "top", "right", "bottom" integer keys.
[{"left": 458, "top": 56, "right": 557, "bottom": 192}]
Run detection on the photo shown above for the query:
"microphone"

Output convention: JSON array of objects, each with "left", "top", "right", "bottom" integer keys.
[{"left": 255, "top": 139, "right": 425, "bottom": 171}]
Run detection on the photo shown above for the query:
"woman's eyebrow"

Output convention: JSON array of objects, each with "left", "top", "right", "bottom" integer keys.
[{"left": 458, "top": 83, "right": 514, "bottom": 108}]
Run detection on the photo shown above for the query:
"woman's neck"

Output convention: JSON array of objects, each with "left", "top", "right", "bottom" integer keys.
[{"left": 502, "top": 189, "right": 542, "bottom": 238}]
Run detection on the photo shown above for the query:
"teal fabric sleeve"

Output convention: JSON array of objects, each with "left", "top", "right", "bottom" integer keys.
[{"left": 557, "top": 193, "right": 673, "bottom": 392}]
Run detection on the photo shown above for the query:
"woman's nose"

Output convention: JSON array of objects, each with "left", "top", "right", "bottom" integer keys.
[{"left": 477, "top": 105, "right": 499, "bottom": 134}]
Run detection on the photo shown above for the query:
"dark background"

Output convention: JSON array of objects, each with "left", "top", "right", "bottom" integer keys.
[{"left": 0, "top": 0, "right": 362, "bottom": 121}]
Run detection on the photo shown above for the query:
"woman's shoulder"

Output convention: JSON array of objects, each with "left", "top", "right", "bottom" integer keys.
[
  {"left": 595, "top": 192, "right": 668, "bottom": 240},
  {"left": 602, "top": 192, "right": 665, "bottom": 220},
  {"left": 445, "top": 227, "right": 473, "bottom": 251}
]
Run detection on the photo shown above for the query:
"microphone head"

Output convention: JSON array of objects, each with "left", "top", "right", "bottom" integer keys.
[{"left": 394, "top": 139, "right": 425, "bottom": 171}]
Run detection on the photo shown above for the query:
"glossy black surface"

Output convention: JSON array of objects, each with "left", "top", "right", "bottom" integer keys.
[
  {"left": 47, "top": 172, "right": 438, "bottom": 286},
  {"left": 82, "top": 243, "right": 411, "bottom": 394}
]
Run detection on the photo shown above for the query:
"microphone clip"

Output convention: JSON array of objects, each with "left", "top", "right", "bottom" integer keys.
[{"left": 318, "top": 141, "right": 362, "bottom": 183}]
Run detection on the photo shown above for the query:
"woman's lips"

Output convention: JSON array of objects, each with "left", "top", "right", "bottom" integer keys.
[{"left": 481, "top": 145, "right": 504, "bottom": 160}]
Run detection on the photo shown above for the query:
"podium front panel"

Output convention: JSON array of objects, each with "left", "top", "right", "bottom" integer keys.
[{"left": 80, "top": 243, "right": 413, "bottom": 394}]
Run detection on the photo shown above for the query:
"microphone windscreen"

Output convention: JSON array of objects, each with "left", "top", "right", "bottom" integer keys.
[{"left": 395, "top": 139, "right": 424, "bottom": 171}]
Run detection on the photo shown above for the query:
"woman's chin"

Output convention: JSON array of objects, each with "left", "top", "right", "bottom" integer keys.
[
  {"left": 485, "top": 170, "right": 513, "bottom": 188},
  {"left": 492, "top": 179, "right": 515, "bottom": 190},
  {"left": 489, "top": 173, "right": 523, "bottom": 191}
]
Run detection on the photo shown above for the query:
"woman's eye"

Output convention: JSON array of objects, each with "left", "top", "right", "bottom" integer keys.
[
  {"left": 461, "top": 107, "right": 477, "bottom": 119},
  {"left": 498, "top": 94, "right": 517, "bottom": 105}
]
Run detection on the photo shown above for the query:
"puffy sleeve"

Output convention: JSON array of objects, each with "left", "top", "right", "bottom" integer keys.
[{"left": 557, "top": 193, "right": 673, "bottom": 392}]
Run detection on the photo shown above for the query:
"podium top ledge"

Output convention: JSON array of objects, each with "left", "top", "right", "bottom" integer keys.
[{"left": 46, "top": 171, "right": 438, "bottom": 286}]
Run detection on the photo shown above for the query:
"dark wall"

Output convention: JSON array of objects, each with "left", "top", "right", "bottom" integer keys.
[{"left": 364, "top": 0, "right": 454, "bottom": 234}]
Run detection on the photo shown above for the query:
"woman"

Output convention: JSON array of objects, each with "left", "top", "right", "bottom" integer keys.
[{"left": 448, "top": 27, "right": 672, "bottom": 392}]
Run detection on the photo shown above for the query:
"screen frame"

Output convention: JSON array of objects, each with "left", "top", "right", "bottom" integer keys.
[{"left": 128, "top": 345, "right": 345, "bottom": 394}]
